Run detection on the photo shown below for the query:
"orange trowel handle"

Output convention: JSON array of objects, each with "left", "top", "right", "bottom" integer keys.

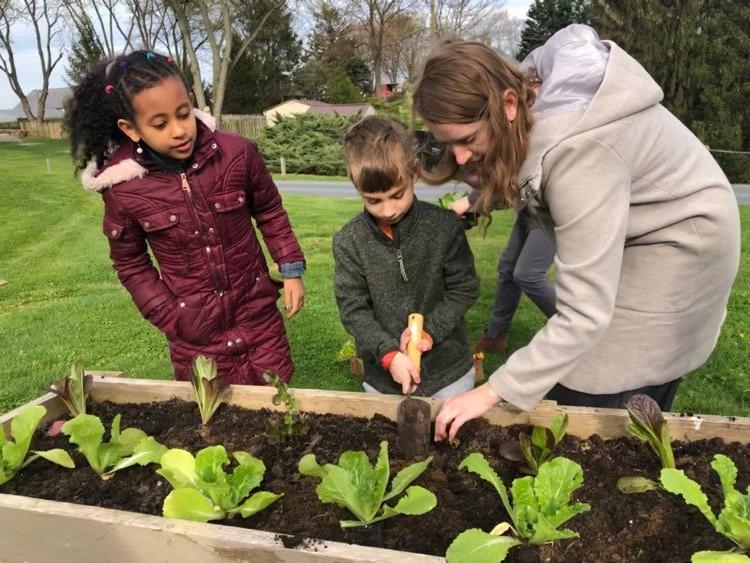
[{"left": 406, "top": 313, "right": 424, "bottom": 372}]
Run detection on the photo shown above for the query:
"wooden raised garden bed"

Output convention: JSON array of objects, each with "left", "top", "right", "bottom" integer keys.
[{"left": 1, "top": 375, "right": 749, "bottom": 562}]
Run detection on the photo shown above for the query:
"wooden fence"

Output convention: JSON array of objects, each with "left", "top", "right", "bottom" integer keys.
[
  {"left": 220, "top": 114, "right": 266, "bottom": 139},
  {"left": 18, "top": 119, "right": 65, "bottom": 139}
]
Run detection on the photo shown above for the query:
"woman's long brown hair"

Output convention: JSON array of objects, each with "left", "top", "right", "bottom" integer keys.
[{"left": 413, "top": 40, "right": 536, "bottom": 212}]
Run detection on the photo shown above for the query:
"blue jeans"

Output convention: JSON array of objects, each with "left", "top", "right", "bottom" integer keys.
[{"left": 488, "top": 210, "right": 556, "bottom": 337}]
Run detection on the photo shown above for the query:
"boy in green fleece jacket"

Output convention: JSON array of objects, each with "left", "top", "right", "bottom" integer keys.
[{"left": 333, "top": 116, "right": 479, "bottom": 397}]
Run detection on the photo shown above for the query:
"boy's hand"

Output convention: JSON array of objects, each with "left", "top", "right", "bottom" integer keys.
[
  {"left": 449, "top": 195, "right": 472, "bottom": 217},
  {"left": 399, "top": 328, "right": 433, "bottom": 353},
  {"left": 283, "top": 278, "right": 304, "bottom": 319},
  {"left": 389, "top": 352, "right": 420, "bottom": 394}
]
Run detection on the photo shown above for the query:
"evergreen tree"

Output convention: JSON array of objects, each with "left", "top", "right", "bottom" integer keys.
[
  {"left": 517, "top": 0, "right": 591, "bottom": 60},
  {"left": 223, "top": 1, "right": 301, "bottom": 114},
  {"left": 66, "top": 21, "right": 103, "bottom": 85},
  {"left": 325, "top": 67, "right": 363, "bottom": 103}
]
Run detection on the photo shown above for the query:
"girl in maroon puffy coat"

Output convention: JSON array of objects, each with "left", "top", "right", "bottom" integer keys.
[{"left": 64, "top": 51, "right": 305, "bottom": 385}]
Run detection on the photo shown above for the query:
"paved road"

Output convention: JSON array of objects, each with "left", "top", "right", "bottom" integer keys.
[{"left": 277, "top": 180, "right": 750, "bottom": 204}]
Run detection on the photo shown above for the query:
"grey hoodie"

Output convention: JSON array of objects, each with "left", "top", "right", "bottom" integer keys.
[{"left": 489, "top": 25, "right": 741, "bottom": 410}]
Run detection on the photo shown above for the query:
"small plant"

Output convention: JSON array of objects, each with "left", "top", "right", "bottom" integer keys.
[
  {"left": 49, "top": 364, "right": 92, "bottom": 417},
  {"left": 661, "top": 454, "right": 750, "bottom": 561},
  {"left": 157, "top": 445, "right": 282, "bottom": 523},
  {"left": 438, "top": 190, "right": 465, "bottom": 209},
  {"left": 190, "top": 355, "right": 228, "bottom": 425},
  {"left": 0, "top": 405, "right": 74, "bottom": 485},
  {"left": 446, "top": 454, "right": 590, "bottom": 562},
  {"left": 298, "top": 440, "right": 436, "bottom": 528},
  {"left": 499, "top": 412, "right": 568, "bottom": 475},
  {"left": 335, "top": 336, "right": 363, "bottom": 378},
  {"left": 617, "top": 394, "right": 675, "bottom": 494},
  {"left": 263, "top": 372, "right": 307, "bottom": 442},
  {"left": 61, "top": 413, "right": 166, "bottom": 478}
]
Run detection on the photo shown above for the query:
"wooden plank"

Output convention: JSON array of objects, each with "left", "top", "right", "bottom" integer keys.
[
  {"left": 88, "top": 377, "right": 750, "bottom": 444},
  {"left": 0, "top": 495, "right": 440, "bottom": 562}
]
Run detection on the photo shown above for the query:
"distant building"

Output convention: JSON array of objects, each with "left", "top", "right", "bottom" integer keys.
[
  {"left": 0, "top": 86, "right": 72, "bottom": 120},
  {"left": 263, "top": 99, "right": 376, "bottom": 127}
]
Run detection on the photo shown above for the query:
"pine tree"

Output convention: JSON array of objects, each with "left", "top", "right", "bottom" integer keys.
[
  {"left": 517, "top": 0, "right": 591, "bottom": 60},
  {"left": 66, "top": 22, "right": 103, "bottom": 85}
]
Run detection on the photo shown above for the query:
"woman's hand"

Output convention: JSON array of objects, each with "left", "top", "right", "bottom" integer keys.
[
  {"left": 283, "top": 278, "right": 304, "bottom": 319},
  {"left": 434, "top": 383, "right": 501, "bottom": 442},
  {"left": 449, "top": 195, "right": 472, "bottom": 217}
]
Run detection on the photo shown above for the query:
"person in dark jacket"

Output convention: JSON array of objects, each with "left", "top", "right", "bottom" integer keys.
[
  {"left": 64, "top": 50, "right": 305, "bottom": 384},
  {"left": 334, "top": 116, "right": 479, "bottom": 397}
]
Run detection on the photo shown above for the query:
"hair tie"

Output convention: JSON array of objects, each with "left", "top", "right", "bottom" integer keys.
[
  {"left": 104, "top": 84, "right": 115, "bottom": 94},
  {"left": 167, "top": 56, "right": 174, "bottom": 64},
  {"left": 146, "top": 52, "right": 155, "bottom": 62},
  {"left": 119, "top": 60, "right": 128, "bottom": 69}
]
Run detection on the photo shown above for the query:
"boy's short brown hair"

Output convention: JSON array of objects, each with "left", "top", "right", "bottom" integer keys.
[{"left": 343, "top": 116, "right": 418, "bottom": 194}]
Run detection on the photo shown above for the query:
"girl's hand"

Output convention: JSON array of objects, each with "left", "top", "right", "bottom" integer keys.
[
  {"left": 389, "top": 352, "right": 420, "bottom": 394},
  {"left": 434, "top": 383, "right": 501, "bottom": 443},
  {"left": 283, "top": 278, "right": 304, "bottom": 319},
  {"left": 449, "top": 195, "right": 472, "bottom": 217}
]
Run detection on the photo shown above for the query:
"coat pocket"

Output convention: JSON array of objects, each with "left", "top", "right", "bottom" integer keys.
[{"left": 175, "top": 292, "right": 224, "bottom": 346}]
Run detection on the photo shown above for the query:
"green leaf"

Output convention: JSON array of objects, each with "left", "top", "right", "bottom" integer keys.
[
  {"left": 446, "top": 528, "right": 520, "bottom": 563},
  {"left": 531, "top": 426, "right": 548, "bottom": 450},
  {"left": 228, "top": 453, "right": 266, "bottom": 505},
  {"left": 510, "top": 476, "right": 536, "bottom": 539},
  {"left": 712, "top": 455, "right": 739, "bottom": 501},
  {"left": 298, "top": 453, "right": 326, "bottom": 478},
  {"left": 532, "top": 457, "right": 584, "bottom": 518},
  {"left": 105, "top": 437, "right": 167, "bottom": 475},
  {"left": 384, "top": 456, "right": 432, "bottom": 501},
  {"left": 2, "top": 405, "right": 46, "bottom": 473},
  {"left": 228, "top": 491, "right": 282, "bottom": 518},
  {"left": 31, "top": 448, "right": 75, "bottom": 469},
  {"left": 117, "top": 428, "right": 147, "bottom": 456},
  {"left": 163, "top": 488, "right": 225, "bottom": 522},
  {"left": 617, "top": 476, "right": 660, "bottom": 494},
  {"left": 627, "top": 394, "right": 675, "bottom": 469},
  {"left": 157, "top": 449, "right": 201, "bottom": 489},
  {"left": 691, "top": 551, "right": 750, "bottom": 562},
  {"left": 459, "top": 453, "right": 515, "bottom": 524},
  {"left": 661, "top": 468, "right": 717, "bottom": 525},
  {"left": 549, "top": 413, "right": 568, "bottom": 445},
  {"left": 384, "top": 485, "right": 437, "bottom": 516},
  {"left": 195, "top": 445, "right": 229, "bottom": 483},
  {"left": 316, "top": 459, "right": 375, "bottom": 524},
  {"left": 62, "top": 413, "right": 107, "bottom": 473}
]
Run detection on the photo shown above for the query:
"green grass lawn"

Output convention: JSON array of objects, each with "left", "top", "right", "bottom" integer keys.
[{"left": 1, "top": 139, "right": 748, "bottom": 417}]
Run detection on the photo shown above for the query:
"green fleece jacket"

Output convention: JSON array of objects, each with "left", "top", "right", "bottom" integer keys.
[{"left": 333, "top": 200, "right": 479, "bottom": 396}]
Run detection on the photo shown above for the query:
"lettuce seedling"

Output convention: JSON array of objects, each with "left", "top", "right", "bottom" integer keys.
[
  {"left": 191, "top": 355, "right": 228, "bottom": 425},
  {"left": 499, "top": 412, "right": 568, "bottom": 475},
  {"left": 61, "top": 413, "right": 166, "bottom": 477},
  {"left": 263, "top": 372, "right": 307, "bottom": 442},
  {"left": 661, "top": 454, "right": 750, "bottom": 560},
  {"left": 49, "top": 363, "right": 92, "bottom": 417},
  {"left": 626, "top": 394, "right": 675, "bottom": 469},
  {"left": 0, "top": 405, "right": 74, "bottom": 485},
  {"left": 298, "top": 440, "right": 436, "bottom": 528},
  {"left": 617, "top": 394, "right": 676, "bottom": 494},
  {"left": 446, "top": 453, "right": 590, "bottom": 562},
  {"left": 157, "top": 445, "right": 281, "bottom": 523}
]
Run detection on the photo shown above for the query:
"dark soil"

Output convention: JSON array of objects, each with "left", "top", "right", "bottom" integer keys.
[{"left": 3, "top": 398, "right": 748, "bottom": 562}]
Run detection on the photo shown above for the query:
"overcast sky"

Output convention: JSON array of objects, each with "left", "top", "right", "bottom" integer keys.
[{"left": 0, "top": 0, "right": 533, "bottom": 111}]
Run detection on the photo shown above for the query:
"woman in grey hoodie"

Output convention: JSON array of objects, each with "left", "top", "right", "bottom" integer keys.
[{"left": 413, "top": 25, "right": 741, "bottom": 442}]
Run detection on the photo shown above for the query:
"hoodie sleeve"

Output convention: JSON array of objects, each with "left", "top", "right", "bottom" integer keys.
[
  {"left": 102, "top": 190, "right": 179, "bottom": 338},
  {"left": 488, "top": 136, "right": 630, "bottom": 410},
  {"left": 333, "top": 230, "right": 400, "bottom": 363},
  {"left": 244, "top": 140, "right": 305, "bottom": 270}
]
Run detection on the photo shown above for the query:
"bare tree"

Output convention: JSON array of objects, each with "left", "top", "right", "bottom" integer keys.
[
  {"left": 381, "top": 12, "right": 427, "bottom": 83},
  {"left": 0, "top": 0, "right": 65, "bottom": 122},
  {"left": 62, "top": 0, "right": 136, "bottom": 56},
  {"left": 165, "top": 0, "right": 283, "bottom": 119},
  {"left": 431, "top": 0, "right": 500, "bottom": 39},
  {"left": 349, "top": 0, "right": 416, "bottom": 93}
]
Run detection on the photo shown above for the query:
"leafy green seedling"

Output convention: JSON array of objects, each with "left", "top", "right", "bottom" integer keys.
[
  {"left": 335, "top": 336, "right": 363, "bottom": 378},
  {"left": 157, "top": 445, "right": 281, "bottom": 523},
  {"left": 617, "top": 394, "right": 675, "bottom": 494},
  {"left": 298, "top": 440, "right": 436, "bottom": 528},
  {"left": 61, "top": 413, "right": 166, "bottom": 477},
  {"left": 438, "top": 190, "right": 465, "bottom": 209},
  {"left": 49, "top": 363, "right": 92, "bottom": 417},
  {"left": 0, "top": 405, "right": 74, "bottom": 485},
  {"left": 191, "top": 355, "right": 228, "bottom": 425},
  {"left": 661, "top": 454, "right": 750, "bottom": 561},
  {"left": 263, "top": 372, "right": 307, "bottom": 442},
  {"left": 499, "top": 412, "right": 568, "bottom": 475},
  {"left": 446, "top": 454, "right": 590, "bottom": 563}
]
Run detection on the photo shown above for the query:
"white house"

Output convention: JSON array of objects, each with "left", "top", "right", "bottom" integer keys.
[{"left": 263, "top": 99, "right": 375, "bottom": 127}]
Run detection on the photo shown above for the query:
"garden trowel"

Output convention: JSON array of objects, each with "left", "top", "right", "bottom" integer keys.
[{"left": 397, "top": 313, "right": 432, "bottom": 459}]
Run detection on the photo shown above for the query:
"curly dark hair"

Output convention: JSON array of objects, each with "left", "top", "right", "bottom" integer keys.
[{"left": 64, "top": 50, "right": 191, "bottom": 173}]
